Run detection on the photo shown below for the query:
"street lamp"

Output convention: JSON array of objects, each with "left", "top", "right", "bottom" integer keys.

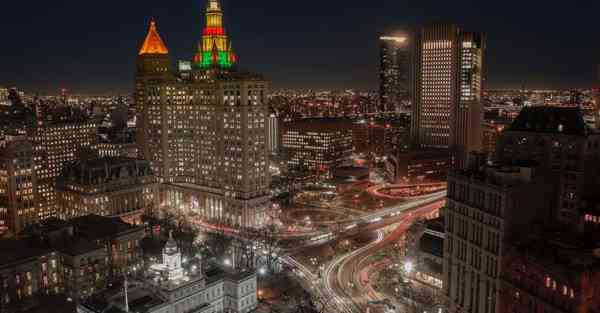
[
  {"left": 403, "top": 261, "right": 414, "bottom": 274},
  {"left": 258, "top": 267, "right": 267, "bottom": 275}
]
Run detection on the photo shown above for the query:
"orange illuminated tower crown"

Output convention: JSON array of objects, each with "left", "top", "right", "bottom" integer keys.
[
  {"left": 193, "top": 0, "right": 237, "bottom": 69},
  {"left": 139, "top": 19, "right": 169, "bottom": 55}
]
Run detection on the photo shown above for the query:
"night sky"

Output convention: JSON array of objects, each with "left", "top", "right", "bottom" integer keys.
[{"left": 1, "top": 0, "right": 599, "bottom": 94}]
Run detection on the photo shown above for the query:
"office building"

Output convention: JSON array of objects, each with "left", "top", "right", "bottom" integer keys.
[
  {"left": 385, "top": 148, "right": 451, "bottom": 184},
  {"left": 281, "top": 119, "right": 353, "bottom": 172},
  {"left": 496, "top": 106, "right": 600, "bottom": 230},
  {"left": 410, "top": 24, "right": 484, "bottom": 167},
  {"left": 29, "top": 119, "right": 98, "bottom": 220},
  {"left": 444, "top": 162, "right": 554, "bottom": 313},
  {"left": 78, "top": 235, "right": 258, "bottom": 313},
  {"left": 0, "top": 135, "right": 38, "bottom": 237},
  {"left": 137, "top": 0, "right": 271, "bottom": 228},
  {"left": 135, "top": 19, "right": 172, "bottom": 159},
  {"left": 56, "top": 157, "right": 158, "bottom": 225},
  {"left": 379, "top": 35, "right": 410, "bottom": 113}
]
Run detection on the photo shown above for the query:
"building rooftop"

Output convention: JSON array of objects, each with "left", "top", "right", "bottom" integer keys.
[
  {"left": 71, "top": 215, "right": 142, "bottom": 240},
  {"left": 58, "top": 157, "right": 153, "bottom": 186},
  {"left": 283, "top": 118, "right": 354, "bottom": 132},
  {"left": 507, "top": 106, "right": 589, "bottom": 136},
  {"left": 0, "top": 238, "right": 53, "bottom": 267}
]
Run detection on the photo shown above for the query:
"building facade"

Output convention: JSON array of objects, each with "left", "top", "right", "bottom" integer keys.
[
  {"left": 496, "top": 106, "right": 600, "bottom": 231},
  {"left": 136, "top": 0, "right": 271, "bottom": 228},
  {"left": 56, "top": 157, "right": 158, "bottom": 225},
  {"left": 379, "top": 35, "right": 410, "bottom": 113},
  {"left": 267, "top": 113, "right": 280, "bottom": 155},
  {"left": 0, "top": 215, "right": 144, "bottom": 312},
  {"left": 78, "top": 235, "right": 258, "bottom": 313},
  {"left": 0, "top": 135, "right": 38, "bottom": 236},
  {"left": 410, "top": 24, "right": 484, "bottom": 167},
  {"left": 385, "top": 148, "right": 451, "bottom": 184},
  {"left": 281, "top": 119, "right": 353, "bottom": 172},
  {"left": 29, "top": 119, "right": 99, "bottom": 221},
  {"left": 444, "top": 163, "right": 554, "bottom": 313}
]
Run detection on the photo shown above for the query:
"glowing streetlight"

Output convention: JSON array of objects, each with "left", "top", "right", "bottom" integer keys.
[
  {"left": 258, "top": 267, "right": 267, "bottom": 275},
  {"left": 224, "top": 258, "right": 232, "bottom": 267},
  {"left": 403, "top": 261, "right": 414, "bottom": 274}
]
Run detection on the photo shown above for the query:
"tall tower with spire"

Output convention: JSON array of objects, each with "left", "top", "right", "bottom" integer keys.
[
  {"left": 136, "top": 19, "right": 172, "bottom": 159},
  {"left": 136, "top": 1, "right": 271, "bottom": 229},
  {"left": 193, "top": 0, "right": 237, "bottom": 70}
]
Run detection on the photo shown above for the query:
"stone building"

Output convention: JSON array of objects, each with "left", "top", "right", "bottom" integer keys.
[
  {"left": 78, "top": 234, "right": 258, "bottom": 313},
  {"left": 56, "top": 157, "right": 158, "bottom": 225}
]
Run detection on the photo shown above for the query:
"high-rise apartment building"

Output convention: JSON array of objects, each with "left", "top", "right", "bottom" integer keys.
[
  {"left": 0, "top": 135, "right": 38, "bottom": 236},
  {"left": 379, "top": 35, "right": 410, "bottom": 113},
  {"left": 137, "top": 0, "right": 270, "bottom": 228},
  {"left": 410, "top": 24, "right": 484, "bottom": 167}
]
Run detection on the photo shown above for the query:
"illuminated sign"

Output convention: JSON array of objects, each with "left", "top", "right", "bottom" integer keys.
[{"left": 178, "top": 60, "right": 192, "bottom": 72}]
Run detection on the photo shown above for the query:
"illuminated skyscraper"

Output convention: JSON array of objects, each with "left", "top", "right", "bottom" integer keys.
[
  {"left": 135, "top": 19, "right": 171, "bottom": 159},
  {"left": 379, "top": 35, "right": 410, "bottom": 113},
  {"left": 137, "top": 0, "right": 270, "bottom": 228},
  {"left": 410, "top": 24, "right": 484, "bottom": 167},
  {"left": 193, "top": 0, "right": 237, "bottom": 70},
  {"left": 0, "top": 135, "right": 38, "bottom": 236}
]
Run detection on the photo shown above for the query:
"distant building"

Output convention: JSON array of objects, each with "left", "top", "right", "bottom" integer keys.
[
  {"left": 95, "top": 128, "right": 138, "bottom": 158},
  {"left": 0, "top": 215, "right": 144, "bottom": 312},
  {"left": 379, "top": 35, "right": 410, "bottom": 113},
  {"left": 410, "top": 24, "right": 484, "bottom": 167},
  {"left": 385, "top": 148, "right": 451, "bottom": 184},
  {"left": 281, "top": 119, "right": 353, "bottom": 172},
  {"left": 481, "top": 121, "right": 507, "bottom": 157},
  {"left": 78, "top": 233, "right": 258, "bottom": 313},
  {"left": 267, "top": 113, "right": 280, "bottom": 154},
  {"left": 0, "top": 135, "right": 38, "bottom": 236},
  {"left": 57, "top": 157, "right": 158, "bottom": 225},
  {"left": 0, "top": 87, "right": 9, "bottom": 106}
]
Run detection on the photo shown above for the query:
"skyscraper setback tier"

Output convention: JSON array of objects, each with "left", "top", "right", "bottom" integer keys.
[
  {"left": 410, "top": 24, "right": 484, "bottom": 167},
  {"left": 136, "top": 0, "right": 270, "bottom": 228}
]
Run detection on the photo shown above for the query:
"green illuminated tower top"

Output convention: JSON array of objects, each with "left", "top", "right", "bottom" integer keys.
[{"left": 193, "top": 0, "right": 237, "bottom": 70}]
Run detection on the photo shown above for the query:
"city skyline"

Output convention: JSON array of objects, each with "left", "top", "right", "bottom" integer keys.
[{"left": 1, "top": 0, "right": 599, "bottom": 94}]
